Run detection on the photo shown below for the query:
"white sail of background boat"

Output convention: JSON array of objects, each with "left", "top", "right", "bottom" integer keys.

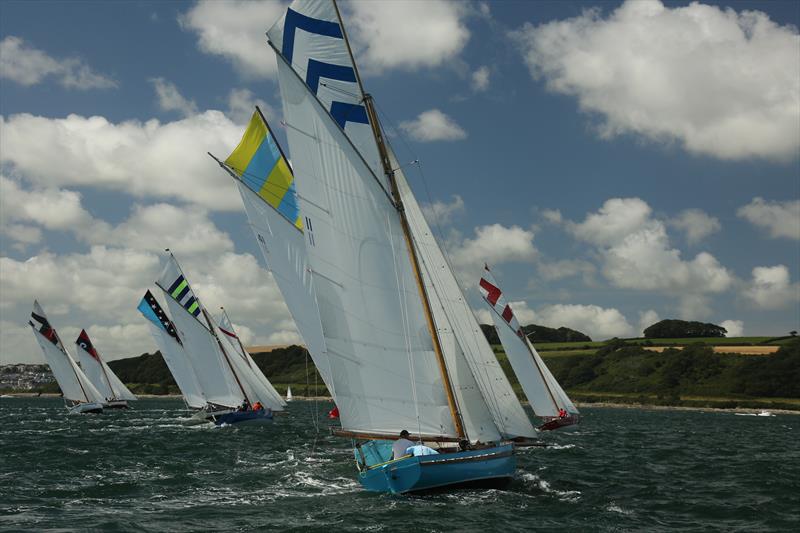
[
  {"left": 137, "top": 290, "right": 207, "bottom": 410},
  {"left": 210, "top": 0, "right": 552, "bottom": 492},
  {"left": 479, "top": 266, "right": 580, "bottom": 431},
  {"left": 73, "top": 329, "right": 137, "bottom": 409},
  {"left": 286, "top": 386, "right": 293, "bottom": 402},
  {"left": 28, "top": 301, "right": 104, "bottom": 414},
  {"left": 155, "top": 253, "right": 282, "bottom": 424},
  {"left": 215, "top": 307, "right": 287, "bottom": 409}
]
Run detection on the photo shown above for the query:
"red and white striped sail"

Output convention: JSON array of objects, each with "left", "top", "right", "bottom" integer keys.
[{"left": 479, "top": 267, "right": 579, "bottom": 421}]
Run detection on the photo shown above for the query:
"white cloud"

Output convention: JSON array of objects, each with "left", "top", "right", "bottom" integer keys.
[
  {"left": 540, "top": 208, "right": 563, "bottom": 225},
  {"left": 0, "top": 111, "right": 243, "bottom": 211},
  {"left": 0, "top": 36, "right": 117, "bottom": 90},
  {"left": 567, "top": 198, "right": 733, "bottom": 295},
  {"left": 421, "top": 194, "right": 465, "bottom": 226},
  {"left": 510, "top": 0, "right": 800, "bottom": 161},
  {"left": 347, "top": 0, "right": 470, "bottom": 73},
  {"left": 532, "top": 303, "right": 634, "bottom": 340},
  {"left": 537, "top": 259, "right": 595, "bottom": 283},
  {"left": 179, "top": 0, "right": 284, "bottom": 78},
  {"left": 0, "top": 176, "right": 99, "bottom": 233},
  {"left": 743, "top": 265, "right": 800, "bottom": 310},
  {"left": 720, "top": 319, "right": 744, "bottom": 337},
  {"left": 638, "top": 309, "right": 660, "bottom": 336},
  {"left": 471, "top": 65, "right": 490, "bottom": 92},
  {"left": 2, "top": 224, "right": 42, "bottom": 247},
  {"left": 0, "top": 247, "right": 297, "bottom": 363},
  {"left": 150, "top": 78, "right": 198, "bottom": 117},
  {"left": 226, "top": 88, "right": 273, "bottom": 125},
  {"left": 737, "top": 197, "right": 800, "bottom": 240},
  {"left": 449, "top": 224, "right": 537, "bottom": 276},
  {"left": 400, "top": 109, "right": 467, "bottom": 142},
  {"left": 669, "top": 208, "right": 721, "bottom": 244}
]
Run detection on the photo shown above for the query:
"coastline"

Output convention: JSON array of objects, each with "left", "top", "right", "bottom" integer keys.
[{"left": 4, "top": 393, "right": 797, "bottom": 415}]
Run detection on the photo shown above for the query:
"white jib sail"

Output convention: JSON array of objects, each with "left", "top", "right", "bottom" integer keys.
[
  {"left": 392, "top": 155, "right": 536, "bottom": 440},
  {"left": 489, "top": 307, "right": 560, "bottom": 418},
  {"left": 274, "top": 55, "right": 455, "bottom": 438},
  {"left": 527, "top": 338, "right": 579, "bottom": 415},
  {"left": 235, "top": 181, "right": 332, "bottom": 398},
  {"left": 74, "top": 330, "right": 137, "bottom": 402},
  {"left": 157, "top": 257, "right": 244, "bottom": 408},
  {"left": 214, "top": 314, "right": 285, "bottom": 410},
  {"left": 73, "top": 343, "right": 114, "bottom": 401},
  {"left": 138, "top": 291, "right": 206, "bottom": 409}
]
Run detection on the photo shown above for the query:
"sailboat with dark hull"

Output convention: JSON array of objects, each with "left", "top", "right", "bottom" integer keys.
[
  {"left": 210, "top": 0, "right": 565, "bottom": 493},
  {"left": 153, "top": 253, "right": 283, "bottom": 426}
]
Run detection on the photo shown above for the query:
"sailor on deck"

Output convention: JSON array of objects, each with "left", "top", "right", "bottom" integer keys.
[{"left": 392, "top": 430, "right": 416, "bottom": 460}]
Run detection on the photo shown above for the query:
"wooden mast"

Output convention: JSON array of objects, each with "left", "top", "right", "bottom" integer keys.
[{"left": 332, "top": 0, "right": 466, "bottom": 440}]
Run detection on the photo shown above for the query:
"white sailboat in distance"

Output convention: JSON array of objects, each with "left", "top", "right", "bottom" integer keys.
[
  {"left": 28, "top": 301, "right": 104, "bottom": 414},
  {"left": 74, "top": 329, "right": 137, "bottom": 409}
]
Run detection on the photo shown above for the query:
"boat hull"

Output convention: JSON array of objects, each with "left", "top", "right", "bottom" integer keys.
[
  {"left": 103, "top": 400, "right": 129, "bottom": 409},
  {"left": 359, "top": 443, "right": 515, "bottom": 494},
  {"left": 68, "top": 402, "right": 104, "bottom": 415},
  {"left": 538, "top": 414, "right": 579, "bottom": 431},
  {"left": 213, "top": 409, "right": 273, "bottom": 426}
]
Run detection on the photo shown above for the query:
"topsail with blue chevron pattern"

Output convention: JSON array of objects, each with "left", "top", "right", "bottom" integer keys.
[{"left": 267, "top": 0, "right": 385, "bottom": 185}]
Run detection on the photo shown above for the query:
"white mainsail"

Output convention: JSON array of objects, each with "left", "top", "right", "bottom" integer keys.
[
  {"left": 137, "top": 290, "right": 206, "bottom": 409},
  {"left": 29, "top": 302, "right": 104, "bottom": 405},
  {"left": 273, "top": 53, "right": 456, "bottom": 438},
  {"left": 74, "top": 330, "right": 137, "bottom": 402},
  {"left": 215, "top": 310, "right": 286, "bottom": 410},
  {"left": 157, "top": 256, "right": 244, "bottom": 409}
]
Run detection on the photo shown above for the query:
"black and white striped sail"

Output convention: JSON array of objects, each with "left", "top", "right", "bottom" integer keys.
[
  {"left": 29, "top": 301, "right": 105, "bottom": 405},
  {"left": 138, "top": 290, "right": 206, "bottom": 409},
  {"left": 74, "top": 330, "right": 137, "bottom": 402},
  {"left": 157, "top": 256, "right": 244, "bottom": 409}
]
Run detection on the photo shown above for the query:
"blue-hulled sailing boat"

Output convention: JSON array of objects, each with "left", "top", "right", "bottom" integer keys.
[{"left": 211, "top": 0, "right": 558, "bottom": 493}]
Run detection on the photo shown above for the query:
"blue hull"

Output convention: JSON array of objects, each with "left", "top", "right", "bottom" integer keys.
[
  {"left": 359, "top": 443, "right": 515, "bottom": 494},
  {"left": 213, "top": 409, "right": 273, "bottom": 426}
]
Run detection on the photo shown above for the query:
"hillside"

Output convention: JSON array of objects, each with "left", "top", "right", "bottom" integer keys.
[{"left": 99, "top": 337, "right": 800, "bottom": 411}]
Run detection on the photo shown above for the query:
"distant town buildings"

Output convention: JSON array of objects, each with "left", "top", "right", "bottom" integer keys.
[{"left": 0, "top": 364, "right": 54, "bottom": 391}]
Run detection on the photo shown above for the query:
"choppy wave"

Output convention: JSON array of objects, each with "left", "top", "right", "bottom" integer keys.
[{"left": 1, "top": 398, "right": 798, "bottom": 531}]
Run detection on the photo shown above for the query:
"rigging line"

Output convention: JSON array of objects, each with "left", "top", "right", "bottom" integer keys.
[{"left": 388, "top": 209, "right": 424, "bottom": 441}]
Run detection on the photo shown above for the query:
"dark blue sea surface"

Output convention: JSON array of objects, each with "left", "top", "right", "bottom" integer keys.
[{"left": 1, "top": 398, "right": 798, "bottom": 532}]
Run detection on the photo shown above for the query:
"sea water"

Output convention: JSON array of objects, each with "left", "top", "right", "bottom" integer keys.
[{"left": 1, "top": 398, "right": 797, "bottom": 532}]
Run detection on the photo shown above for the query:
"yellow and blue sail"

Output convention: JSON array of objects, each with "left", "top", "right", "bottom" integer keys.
[{"left": 225, "top": 112, "right": 302, "bottom": 230}]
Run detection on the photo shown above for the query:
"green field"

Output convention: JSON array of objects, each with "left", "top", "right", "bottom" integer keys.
[{"left": 533, "top": 336, "right": 790, "bottom": 352}]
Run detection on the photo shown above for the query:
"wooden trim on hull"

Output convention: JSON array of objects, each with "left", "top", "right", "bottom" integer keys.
[{"left": 331, "top": 428, "right": 461, "bottom": 443}]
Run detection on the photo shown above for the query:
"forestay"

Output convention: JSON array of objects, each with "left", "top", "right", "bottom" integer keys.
[
  {"left": 479, "top": 268, "right": 561, "bottom": 417},
  {"left": 29, "top": 302, "right": 104, "bottom": 405},
  {"left": 273, "top": 54, "right": 455, "bottom": 438},
  {"left": 138, "top": 291, "right": 206, "bottom": 409},
  {"left": 392, "top": 151, "right": 536, "bottom": 440},
  {"left": 157, "top": 256, "right": 244, "bottom": 409}
]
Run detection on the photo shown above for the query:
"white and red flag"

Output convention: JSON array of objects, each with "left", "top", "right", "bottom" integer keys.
[{"left": 479, "top": 264, "right": 523, "bottom": 337}]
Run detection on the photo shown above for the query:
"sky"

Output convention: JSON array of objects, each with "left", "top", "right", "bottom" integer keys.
[{"left": 1, "top": 0, "right": 798, "bottom": 364}]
